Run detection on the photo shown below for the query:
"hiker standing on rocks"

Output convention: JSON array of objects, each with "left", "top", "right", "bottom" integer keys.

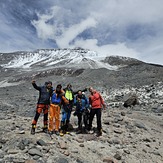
[
  {"left": 88, "top": 87, "right": 106, "bottom": 137},
  {"left": 60, "top": 84, "right": 74, "bottom": 135},
  {"left": 31, "top": 80, "right": 53, "bottom": 135},
  {"left": 60, "top": 84, "right": 87, "bottom": 135},
  {"left": 49, "top": 84, "right": 69, "bottom": 136},
  {"left": 73, "top": 90, "right": 89, "bottom": 134}
]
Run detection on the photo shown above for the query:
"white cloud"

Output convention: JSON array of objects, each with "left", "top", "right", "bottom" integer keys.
[
  {"left": 0, "top": 0, "right": 163, "bottom": 65},
  {"left": 56, "top": 17, "right": 97, "bottom": 48},
  {"left": 142, "top": 53, "right": 163, "bottom": 65},
  {"left": 32, "top": 14, "right": 55, "bottom": 40},
  {"left": 31, "top": 6, "right": 62, "bottom": 40},
  {"left": 73, "top": 38, "right": 139, "bottom": 59}
]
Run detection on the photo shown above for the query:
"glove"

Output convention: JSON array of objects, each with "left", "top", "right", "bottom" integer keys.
[{"left": 32, "top": 80, "right": 36, "bottom": 84}]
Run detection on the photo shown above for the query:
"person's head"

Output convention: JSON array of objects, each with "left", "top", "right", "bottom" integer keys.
[
  {"left": 67, "top": 83, "right": 72, "bottom": 90},
  {"left": 56, "top": 84, "right": 62, "bottom": 93},
  {"left": 89, "top": 87, "right": 94, "bottom": 93},
  {"left": 77, "top": 90, "right": 82, "bottom": 98},
  {"left": 45, "top": 81, "right": 52, "bottom": 89}
]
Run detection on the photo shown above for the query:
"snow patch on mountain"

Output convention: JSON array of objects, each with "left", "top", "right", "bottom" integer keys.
[{"left": 1, "top": 49, "right": 118, "bottom": 70}]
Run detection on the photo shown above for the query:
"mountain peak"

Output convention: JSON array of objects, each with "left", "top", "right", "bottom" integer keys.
[
  {"left": 103, "top": 55, "right": 144, "bottom": 66},
  {"left": 1, "top": 48, "right": 117, "bottom": 70}
]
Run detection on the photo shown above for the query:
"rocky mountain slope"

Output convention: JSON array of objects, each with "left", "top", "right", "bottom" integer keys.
[
  {"left": 0, "top": 48, "right": 163, "bottom": 163},
  {"left": 1, "top": 48, "right": 163, "bottom": 88}
]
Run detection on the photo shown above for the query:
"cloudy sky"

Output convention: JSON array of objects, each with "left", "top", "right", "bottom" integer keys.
[{"left": 0, "top": 0, "right": 163, "bottom": 65}]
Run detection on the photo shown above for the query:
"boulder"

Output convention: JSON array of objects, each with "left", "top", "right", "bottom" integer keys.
[{"left": 123, "top": 93, "right": 139, "bottom": 107}]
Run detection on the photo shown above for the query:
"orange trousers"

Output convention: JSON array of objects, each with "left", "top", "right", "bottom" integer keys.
[{"left": 48, "top": 104, "right": 61, "bottom": 132}]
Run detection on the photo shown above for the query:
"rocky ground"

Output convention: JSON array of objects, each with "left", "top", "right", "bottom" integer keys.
[
  {"left": 0, "top": 79, "right": 163, "bottom": 163},
  {"left": 1, "top": 50, "right": 163, "bottom": 162}
]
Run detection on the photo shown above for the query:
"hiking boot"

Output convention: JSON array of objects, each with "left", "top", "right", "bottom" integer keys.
[
  {"left": 49, "top": 130, "right": 54, "bottom": 135},
  {"left": 60, "top": 131, "right": 64, "bottom": 136},
  {"left": 96, "top": 129, "right": 102, "bottom": 137},
  {"left": 42, "top": 125, "right": 48, "bottom": 133},
  {"left": 76, "top": 129, "right": 82, "bottom": 134},
  {"left": 60, "top": 129, "right": 66, "bottom": 136},
  {"left": 43, "top": 128, "right": 48, "bottom": 133},
  {"left": 89, "top": 129, "right": 94, "bottom": 134},
  {"left": 31, "top": 127, "right": 35, "bottom": 135},
  {"left": 84, "top": 129, "right": 89, "bottom": 134},
  {"left": 60, "top": 132, "right": 64, "bottom": 136},
  {"left": 55, "top": 131, "right": 60, "bottom": 136}
]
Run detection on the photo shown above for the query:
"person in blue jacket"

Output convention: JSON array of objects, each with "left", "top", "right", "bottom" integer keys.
[
  {"left": 74, "top": 90, "right": 89, "bottom": 134},
  {"left": 60, "top": 84, "right": 88, "bottom": 135},
  {"left": 48, "top": 84, "right": 69, "bottom": 136}
]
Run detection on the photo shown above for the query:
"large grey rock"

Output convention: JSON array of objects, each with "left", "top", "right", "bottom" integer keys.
[
  {"left": 134, "top": 121, "right": 147, "bottom": 130},
  {"left": 28, "top": 148, "right": 43, "bottom": 157},
  {"left": 36, "top": 139, "right": 47, "bottom": 146},
  {"left": 123, "top": 93, "right": 139, "bottom": 108}
]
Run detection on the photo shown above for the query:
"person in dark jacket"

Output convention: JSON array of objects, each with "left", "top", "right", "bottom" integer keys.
[
  {"left": 60, "top": 84, "right": 87, "bottom": 134},
  {"left": 73, "top": 90, "right": 89, "bottom": 134},
  {"left": 31, "top": 80, "right": 53, "bottom": 135}
]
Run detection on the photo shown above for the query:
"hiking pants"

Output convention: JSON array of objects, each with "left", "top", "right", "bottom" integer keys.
[
  {"left": 89, "top": 108, "right": 102, "bottom": 131},
  {"left": 48, "top": 104, "right": 60, "bottom": 132},
  {"left": 77, "top": 112, "right": 89, "bottom": 130},
  {"left": 77, "top": 113, "right": 83, "bottom": 129},
  {"left": 32, "top": 104, "right": 49, "bottom": 127},
  {"left": 61, "top": 105, "right": 71, "bottom": 122},
  {"left": 83, "top": 111, "right": 90, "bottom": 130}
]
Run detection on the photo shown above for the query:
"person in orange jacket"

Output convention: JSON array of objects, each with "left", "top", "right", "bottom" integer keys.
[
  {"left": 88, "top": 87, "right": 106, "bottom": 137},
  {"left": 48, "top": 84, "right": 69, "bottom": 136}
]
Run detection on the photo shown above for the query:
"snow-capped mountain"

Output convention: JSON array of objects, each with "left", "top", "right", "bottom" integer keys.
[
  {"left": 1, "top": 48, "right": 118, "bottom": 70},
  {"left": 0, "top": 48, "right": 163, "bottom": 89}
]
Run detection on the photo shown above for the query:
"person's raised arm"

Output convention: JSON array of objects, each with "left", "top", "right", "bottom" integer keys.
[{"left": 32, "top": 80, "right": 41, "bottom": 91}]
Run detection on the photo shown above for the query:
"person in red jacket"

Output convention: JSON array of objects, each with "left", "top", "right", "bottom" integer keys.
[{"left": 88, "top": 87, "right": 106, "bottom": 137}]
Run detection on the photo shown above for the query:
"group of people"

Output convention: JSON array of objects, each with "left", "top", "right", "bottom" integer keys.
[{"left": 30, "top": 80, "right": 106, "bottom": 137}]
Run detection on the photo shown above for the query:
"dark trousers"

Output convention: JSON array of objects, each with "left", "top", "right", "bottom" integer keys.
[
  {"left": 77, "top": 112, "right": 89, "bottom": 130},
  {"left": 77, "top": 113, "right": 82, "bottom": 129},
  {"left": 89, "top": 108, "right": 102, "bottom": 131},
  {"left": 83, "top": 111, "right": 90, "bottom": 130}
]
